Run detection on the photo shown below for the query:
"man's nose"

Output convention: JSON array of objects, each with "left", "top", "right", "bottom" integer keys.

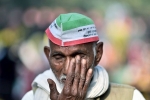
[{"left": 63, "top": 57, "right": 71, "bottom": 75}]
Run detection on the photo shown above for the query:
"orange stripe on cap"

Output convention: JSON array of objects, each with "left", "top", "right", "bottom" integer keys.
[{"left": 45, "top": 28, "right": 62, "bottom": 46}]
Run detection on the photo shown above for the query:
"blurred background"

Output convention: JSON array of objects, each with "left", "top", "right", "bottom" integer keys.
[{"left": 0, "top": 0, "right": 150, "bottom": 100}]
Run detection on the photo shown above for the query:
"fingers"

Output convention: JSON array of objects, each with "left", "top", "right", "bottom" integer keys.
[
  {"left": 83, "top": 68, "right": 93, "bottom": 91},
  {"left": 63, "top": 58, "right": 75, "bottom": 95},
  {"left": 72, "top": 55, "right": 81, "bottom": 96},
  {"left": 62, "top": 55, "right": 93, "bottom": 99},
  {"left": 47, "top": 79, "right": 59, "bottom": 100},
  {"left": 79, "top": 59, "right": 87, "bottom": 90}
]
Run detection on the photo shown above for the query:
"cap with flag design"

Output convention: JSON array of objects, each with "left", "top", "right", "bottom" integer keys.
[{"left": 45, "top": 13, "right": 99, "bottom": 46}]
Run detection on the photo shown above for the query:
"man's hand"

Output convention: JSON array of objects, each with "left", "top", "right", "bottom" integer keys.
[{"left": 47, "top": 56, "right": 93, "bottom": 100}]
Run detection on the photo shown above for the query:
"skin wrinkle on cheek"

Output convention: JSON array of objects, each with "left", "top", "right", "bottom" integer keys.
[
  {"left": 50, "top": 60, "right": 62, "bottom": 82},
  {"left": 86, "top": 43, "right": 96, "bottom": 70}
]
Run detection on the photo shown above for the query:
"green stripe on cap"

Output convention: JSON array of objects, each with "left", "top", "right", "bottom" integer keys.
[{"left": 56, "top": 13, "right": 94, "bottom": 31}]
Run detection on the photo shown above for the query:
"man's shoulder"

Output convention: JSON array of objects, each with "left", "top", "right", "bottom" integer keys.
[
  {"left": 32, "top": 69, "right": 52, "bottom": 94},
  {"left": 98, "top": 83, "right": 135, "bottom": 100},
  {"left": 110, "top": 83, "right": 135, "bottom": 90},
  {"left": 22, "top": 90, "right": 33, "bottom": 100},
  {"left": 22, "top": 88, "right": 50, "bottom": 100}
]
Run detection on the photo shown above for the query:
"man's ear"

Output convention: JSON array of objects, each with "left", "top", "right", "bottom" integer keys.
[
  {"left": 44, "top": 46, "right": 50, "bottom": 61},
  {"left": 95, "top": 42, "right": 103, "bottom": 65}
]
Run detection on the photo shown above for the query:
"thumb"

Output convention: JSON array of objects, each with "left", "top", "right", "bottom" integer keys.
[{"left": 47, "top": 79, "right": 59, "bottom": 100}]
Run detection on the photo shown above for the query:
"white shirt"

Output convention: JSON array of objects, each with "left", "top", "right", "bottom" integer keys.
[
  {"left": 22, "top": 88, "right": 145, "bottom": 100},
  {"left": 22, "top": 67, "right": 145, "bottom": 100}
]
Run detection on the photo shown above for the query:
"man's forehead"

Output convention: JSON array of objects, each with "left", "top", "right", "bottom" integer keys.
[{"left": 50, "top": 40, "right": 93, "bottom": 52}]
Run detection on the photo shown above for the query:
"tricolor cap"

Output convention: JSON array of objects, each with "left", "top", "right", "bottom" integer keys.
[{"left": 45, "top": 13, "right": 99, "bottom": 46}]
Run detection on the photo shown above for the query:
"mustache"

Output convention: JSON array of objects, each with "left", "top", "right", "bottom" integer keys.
[{"left": 59, "top": 74, "right": 67, "bottom": 83}]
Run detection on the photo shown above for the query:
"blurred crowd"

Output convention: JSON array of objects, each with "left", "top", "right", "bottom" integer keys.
[{"left": 0, "top": 2, "right": 150, "bottom": 100}]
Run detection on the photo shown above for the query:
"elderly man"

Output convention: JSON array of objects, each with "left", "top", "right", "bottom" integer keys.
[{"left": 22, "top": 13, "right": 145, "bottom": 100}]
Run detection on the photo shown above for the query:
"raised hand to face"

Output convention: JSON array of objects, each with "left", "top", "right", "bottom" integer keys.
[{"left": 47, "top": 55, "right": 93, "bottom": 100}]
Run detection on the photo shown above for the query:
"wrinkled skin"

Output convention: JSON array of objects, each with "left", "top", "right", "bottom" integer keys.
[{"left": 44, "top": 41, "right": 103, "bottom": 100}]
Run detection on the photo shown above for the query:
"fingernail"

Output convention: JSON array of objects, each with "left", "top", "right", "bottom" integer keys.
[
  {"left": 71, "top": 58, "right": 75, "bottom": 63},
  {"left": 81, "top": 59, "right": 86, "bottom": 64},
  {"left": 76, "top": 55, "right": 80, "bottom": 59},
  {"left": 88, "top": 68, "right": 93, "bottom": 74},
  {"left": 76, "top": 55, "right": 81, "bottom": 62},
  {"left": 47, "top": 79, "right": 52, "bottom": 85}
]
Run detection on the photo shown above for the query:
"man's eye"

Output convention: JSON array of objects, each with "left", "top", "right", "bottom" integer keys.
[{"left": 54, "top": 55, "right": 63, "bottom": 60}]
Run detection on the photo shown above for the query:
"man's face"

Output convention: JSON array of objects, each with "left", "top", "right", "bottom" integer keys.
[{"left": 45, "top": 41, "right": 95, "bottom": 84}]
